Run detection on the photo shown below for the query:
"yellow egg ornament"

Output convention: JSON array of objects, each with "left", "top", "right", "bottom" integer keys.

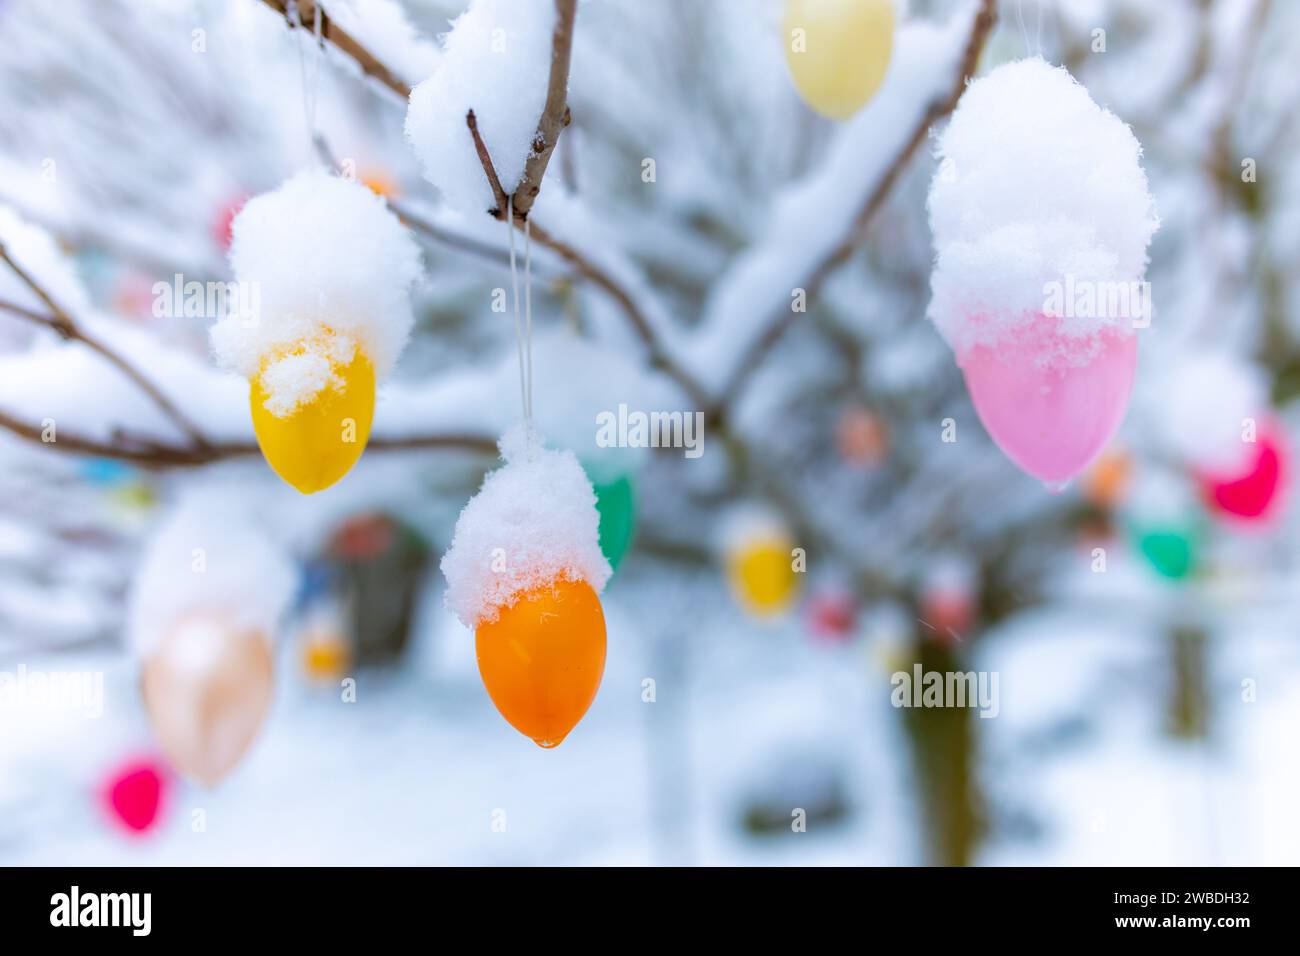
[
  {"left": 728, "top": 535, "right": 800, "bottom": 617},
  {"left": 783, "top": 0, "right": 895, "bottom": 120},
  {"left": 211, "top": 170, "right": 421, "bottom": 496},
  {"left": 250, "top": 338, "right": 375, "bottom": 494},
  {"left": 722, "top": 508, "right": 802, "bottom": 619}
]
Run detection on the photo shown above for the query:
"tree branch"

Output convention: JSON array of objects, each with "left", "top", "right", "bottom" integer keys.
[
  {"left": 0, "top": 243, "right": 213, "bottom": 448},
  {"left": 0, "top": 400, "right": 496, "bottom": 469},
  {"left": 712, "top": 0, "right": 998, "bottom": 417},
  {"left": 258, "top": 0, "right": 410, "bottom": 100},
  {"left": 511, "top": 0, "right": 577, "bottom": 221},
  {"left": 265, "top": 0, "right": 700, "bottom": 408},
  {"left": 0, "top": 246, "right": 496, "bottom": 467}
]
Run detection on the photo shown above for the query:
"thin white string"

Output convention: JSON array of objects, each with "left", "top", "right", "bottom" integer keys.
[
  {"left": 1016, "top": 0, "right": 1030, "bottom": 58},
  {"left": 291, "top": 1, "right": 323, "bottom": 158},
  {"left": 524, "top": 214, "right": 534, "bottom": 423},
  {"left": 1035, "top": 0, "right": 1043, "bottom": 57},
  {"left": 506, "top": 195, "right": 529, "bottom": 428}
]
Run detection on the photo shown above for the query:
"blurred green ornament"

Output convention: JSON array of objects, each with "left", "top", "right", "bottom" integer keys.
[
  {"left": 1135, "top": 526, "right": 1197, "bottom": 581},
  {"left": 593, "top": 473, "right": 636, "bottom": 571}
]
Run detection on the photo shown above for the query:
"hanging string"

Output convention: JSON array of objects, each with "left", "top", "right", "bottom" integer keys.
[
  {"left": 1016, "top": 0, "right": 1030, "bottom": 57},
  {"left": 506, "top": 195, "right": 534, "bottom": 433},
  {"left": 291, "top": 0, "right": 324, "bottom": 159},
  {"left": 1016, "top": 0, "right": 1044, "bottom": 59},
  {"left": 524, "top": 213, "right": 534, "bottom": 423}
]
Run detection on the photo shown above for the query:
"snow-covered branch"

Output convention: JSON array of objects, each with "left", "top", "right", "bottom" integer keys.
[
  {"left": 690, "top": 0, "right": 997, "bottom": 414},
  {"left": 0, "top": 242, "right": 211, "bottom": 449},
  {"left": 258, "top": 0, "right": 411, "bottom": 99}
]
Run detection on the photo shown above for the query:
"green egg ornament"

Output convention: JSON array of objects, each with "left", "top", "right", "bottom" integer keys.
[
  {"left": 592, "top": 472, "right": 636, "bottom": 571},
  {"left": 1134, "top": 525, "right": 1198, "bottom": 582}
]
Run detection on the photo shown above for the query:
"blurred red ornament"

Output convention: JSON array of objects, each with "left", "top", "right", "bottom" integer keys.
[
  {"left": 919, "top": 556, "right": 976, "bottom": 641},
  {"left": 836, "top": 405, "right": 888, "bottom": 469},
  {"left": 213, "top": 193, "right": 248, "bottom": 252},
  {"left": 330, "top": 512, "right": 396, "bottom": 560},
  {"left": 104, "top": 759, "right": 167, "bottom": 833},
  {"left": 1198, "top": 420, "right": 1288, "bottom": 525},
  {"left": 806, "top": 589, "right": 857, "bottom": 643}
]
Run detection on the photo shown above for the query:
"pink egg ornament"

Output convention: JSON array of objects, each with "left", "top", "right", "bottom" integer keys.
[{"left": 959, "top": 319, "right": 1138, "bottom": 490}]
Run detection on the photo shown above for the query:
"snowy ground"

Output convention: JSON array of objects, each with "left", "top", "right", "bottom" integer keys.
[{"left": 4, "top": 555, "right": 1297, "bottom": 867}]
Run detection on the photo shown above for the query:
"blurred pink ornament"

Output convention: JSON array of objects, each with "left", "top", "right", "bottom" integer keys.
[
  {"left": 212, "top": 193, "right": 248, "bottom": 252},
  {"left": 960, "top": 320, "right": 1137, "bottom": 488},
  {"left": 103, "top": 758, "right": 167, "bottom": 834}
]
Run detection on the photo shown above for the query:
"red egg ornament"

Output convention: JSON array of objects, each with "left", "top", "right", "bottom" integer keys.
[
  {"left": 1198, "top": 421, "right": 1288, "bottom": 526},
  {"left": 103, "top": 759, "right": 167, "bottom": 834},
  {"left": 806, "top": 589, "right": 858, "bottom": 643}
]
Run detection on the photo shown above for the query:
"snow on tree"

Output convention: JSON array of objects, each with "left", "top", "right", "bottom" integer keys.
[{"left": 1, "top": 0, "right": 1298, "bottom": 866}]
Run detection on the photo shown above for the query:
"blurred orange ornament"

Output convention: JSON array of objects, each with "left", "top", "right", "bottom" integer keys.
[
  {"left": 360, "top": 169, "right": 399, "bottom": 199},
  {"left": 1082, "top": 448, "right": 1131, "bottom": 508},
  {"left": 475, "top": 578, "right": 607, "bottom": 749},
  {"left": 836, "top": 404, "right": 888, "bottom": 468},
  {"left": 300, "top": 623, "right": 351, "bottom": 683},
  {"left": 140, "top": 617, "right": 274, "bottom": 787}
]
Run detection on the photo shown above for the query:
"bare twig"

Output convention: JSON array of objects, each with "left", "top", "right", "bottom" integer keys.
[
  {"left": 511, "top": 0, "right": 577, "bottom": 221},
  {"left": 0, "top": 243, "right": 212, "bottom": 448},
  {"left": 272, "top": 0, "right": 698, "bottom": 408},
  {"left": 0, "top": 245, "right": 496, "bottom": 466},
  {"left": 0, "top": 399, "right": 496, "bottom": 468},
  {"left": 258, "top": 0, "right": 410, "bottom": 99},
  {"left": 526, "top": 220, "right": 711, "bottom": 408},
  {"left": 466, "top": 110, "right": 510, "bottom": 215}
]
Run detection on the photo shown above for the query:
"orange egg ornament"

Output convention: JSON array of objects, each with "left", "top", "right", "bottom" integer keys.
[{"left": 475, "top": 578, "right": 606, "bottom": 749}]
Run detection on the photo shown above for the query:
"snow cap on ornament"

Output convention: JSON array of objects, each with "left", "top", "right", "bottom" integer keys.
[
  {"left": 127, "top": 501, "right": 296, "bottom": 659},
  {"left": 927, "top": 58, "right": 1159, "bottom": 487},
  {"left": 441, "top": 425, "right": 611, "bottom": 628},
  {"left": 209, "top": 170, "right": 420, "bottom": 493},
  {"left": 210, "top": 169, "right": 421, "bottom": 417},
  {"left": 404, "top": 0, "right": 557, "bottom": 216},
  {"left": 128, "top": 501, "right": 295, "bottom": 786}
]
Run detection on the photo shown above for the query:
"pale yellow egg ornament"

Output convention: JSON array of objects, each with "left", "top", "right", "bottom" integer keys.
[{"left": 783, "top": 0, "right": 895, "bottom": 120}]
